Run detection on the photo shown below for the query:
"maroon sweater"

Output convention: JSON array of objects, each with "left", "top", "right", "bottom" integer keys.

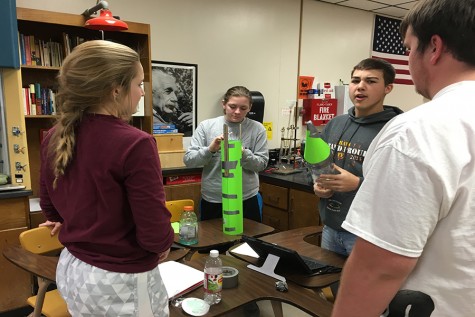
[{"left": 40, "top": 114, "right": 174, "bottom": 273}]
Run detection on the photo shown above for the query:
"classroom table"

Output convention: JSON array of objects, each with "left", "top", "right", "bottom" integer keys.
[
  {"left": 173, "top": 218, "right": 275, "bottom": 259},
  {"left": 229, "top": 226, "right": 346, "bottom": 288},
  {"left": 2, "top": 245, "right": 190, "bottom": 282},
  {"left": 168, "top": 255, "right": 334, "bottom": 317},
  {"left": 3, "top": 245, "right": 332, "bottom": 317}
]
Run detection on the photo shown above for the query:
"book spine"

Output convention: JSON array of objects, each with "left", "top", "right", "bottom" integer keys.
[
  {"left": 22, "top": 88, "right": 28, "bottom": 115},
  {"left": 19, "top": 33, "right": 26, "bottom": 65},
  {"left": 35, "top": 83, "right": 42, "bottom": 115},
  {"left": 49, "top": 90, "right": 56, "bottom": 115},
  {"left": 41, "top": 88, "right": 47, "bottom": 115},
  {"left": 29, "top": 35, "right": 37, "bottom": 66},
  {"left": 25, "top": 35, "right": 31, "bottom": 65},
  {"left": 153, "top": 129, "right": 179, "bottom": 134},
  {"left": 153, "top": 124, "right": 176, "bottom": 130},
  {"left": 29, "top": 83, "right": 36, "bottom": 115}
]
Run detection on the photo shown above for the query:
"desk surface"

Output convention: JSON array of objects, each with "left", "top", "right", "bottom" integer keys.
[
  {"left": 174, "top": 218, "right": 275, "bottom": 250},
  {"left": 169, "top": 255, "right": 333, "bottom": 317},
  {"left": 230, "top": 226, "right": 346, "bottom": 289},
  {"left": 2, "top": 245, "right": 190, "bottom": 283}
]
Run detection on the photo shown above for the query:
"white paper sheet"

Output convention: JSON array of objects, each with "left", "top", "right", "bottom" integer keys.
[
  {"left": 231, "top": 242, "right": 259, "bottom": 258},
  {"left": 158, "top": 260, "right": 204, "bottom": 300}
]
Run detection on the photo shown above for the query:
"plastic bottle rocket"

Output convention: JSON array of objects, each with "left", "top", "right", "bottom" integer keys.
[
  {"left": 221, "top": 124, "right": 243, "bottom": 235},
  {"left": 304, "top": 121, "right": 338, "bottom": 182}
]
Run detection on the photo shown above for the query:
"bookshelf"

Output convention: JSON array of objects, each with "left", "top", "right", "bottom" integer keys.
[{"left": 16, "top": 7, "right": 153, "bottom": 197}]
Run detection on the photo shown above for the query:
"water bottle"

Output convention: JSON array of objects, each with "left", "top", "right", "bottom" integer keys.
[
  {"left": 178, "top": 205, "right": 198, "bottom": 245},
  {"left": 204, "top": 250, "right": 223, "bottom": 305},
  {"left": 304, "top": 120, "right": 339, "bottom": 182}
]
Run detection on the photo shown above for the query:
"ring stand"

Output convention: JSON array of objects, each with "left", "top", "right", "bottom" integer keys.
[{"left": 247, "top": 254, "right": 286, "bottom": 282}]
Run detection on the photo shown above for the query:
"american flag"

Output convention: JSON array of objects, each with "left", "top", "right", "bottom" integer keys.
[{"left": 372, "top": 15, "right": 413, "bottom": 85}]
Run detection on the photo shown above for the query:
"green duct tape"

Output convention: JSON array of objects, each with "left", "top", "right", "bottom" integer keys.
[{"left": 222, "top": 140, "right": 243, "bottom": 235}]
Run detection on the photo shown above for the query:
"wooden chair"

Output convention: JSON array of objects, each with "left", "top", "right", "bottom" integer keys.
[
  {"left": 19, "top": 226, "right": 70, "bottom": 317},
  {"left": 166, "top": 199, "right": 194, "bottom": 222}
]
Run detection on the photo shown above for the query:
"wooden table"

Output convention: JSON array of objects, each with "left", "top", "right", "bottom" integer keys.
[
  {"left": 229, "top": 226, "right": 346, "bottom": 289},
  {"left": 4, "top": 246, "right": 332, "bottom": 316},
  {"left": 2, "top": 245, "right": 190, "bottom": 282},
  {"left": 174, "top": 218, "right": 275, "bottom": 258},
  {"left": 169, "top": 255, "right": 334, "bottom": 317}
]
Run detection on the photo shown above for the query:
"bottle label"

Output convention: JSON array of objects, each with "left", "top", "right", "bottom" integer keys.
[
  {"left": 204, "top": 272, "right": 222, "bottom": 293},
  {"left": 179, "top": 225, "right": 196, "bottom": 239}
]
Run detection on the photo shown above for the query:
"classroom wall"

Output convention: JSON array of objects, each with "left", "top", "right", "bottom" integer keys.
[
  {"left": 15, "top": 0, "right": 423, "bottom": 149},
  {"left": 300, "top": 0, "right": 423, "bottom": 114}
]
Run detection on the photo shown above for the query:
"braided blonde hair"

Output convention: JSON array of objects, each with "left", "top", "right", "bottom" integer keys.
[{"left": 48, "top": 40, "right": 140, "bottom": 188}]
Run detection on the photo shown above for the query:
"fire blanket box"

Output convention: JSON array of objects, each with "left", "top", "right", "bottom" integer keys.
[{"left": 302, "top": 98, "right": 338, "bottom": 127}]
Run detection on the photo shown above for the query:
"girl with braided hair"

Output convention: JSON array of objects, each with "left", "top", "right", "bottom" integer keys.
[{"left": 39, "top": 40, "right": 174, "bottom": 316}]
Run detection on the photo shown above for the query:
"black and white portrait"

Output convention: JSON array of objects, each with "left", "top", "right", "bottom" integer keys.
[{"left": 151, "top": 61, "right": 197, "bottom": 137}]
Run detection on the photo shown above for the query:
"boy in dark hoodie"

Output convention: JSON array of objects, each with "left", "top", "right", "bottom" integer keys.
[{"left": 313, "top": 58, "right": 403, "bottom": 257}]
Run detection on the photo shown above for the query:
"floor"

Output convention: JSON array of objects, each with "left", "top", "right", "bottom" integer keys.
[
  {"left": 1, "top": 301, "right": 313, "bottom": 317},
  {"left": 224, "top": 300, "right": 313, "bottom": 317}
]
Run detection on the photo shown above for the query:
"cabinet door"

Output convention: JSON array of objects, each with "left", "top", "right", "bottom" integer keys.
[
  {"left": 260, "top": 182, "right": 288, "bottom": 210},
  {"left": 0, "top": 228, "right": 32, "bottom": 312},
  {"left": 262, "top": 205, "right": 288, "bottom": 232},
  {"left": 0, "top": 196, "right": 29, "bottom": 230},
  {"left": 289, "top": 189, "right": 320, "bottom": 229}
]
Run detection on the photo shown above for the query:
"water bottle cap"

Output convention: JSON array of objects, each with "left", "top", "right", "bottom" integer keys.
[
  {"left": 184, "top": 205, "right": 194, "bottom": 211},
  {"left": 210, "top": 250, "right": 219, "bottom": 257}
]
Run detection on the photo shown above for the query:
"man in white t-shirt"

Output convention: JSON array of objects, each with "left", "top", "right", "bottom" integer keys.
[{"left": 331, "top": 0, "right": 475, "bottom": 316}]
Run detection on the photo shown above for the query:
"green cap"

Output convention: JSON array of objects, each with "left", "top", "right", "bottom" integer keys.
[{"left": 304, "top": 121, "right": 331, "bottom": 164}]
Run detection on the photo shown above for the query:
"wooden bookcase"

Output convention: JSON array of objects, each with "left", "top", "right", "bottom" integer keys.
[{"left": 16, "top": 7, "right": 153, "bottom": 197}]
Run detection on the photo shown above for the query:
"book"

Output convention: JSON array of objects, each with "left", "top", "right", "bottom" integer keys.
[
  {"left": 153, "top": 123, "right": 176, "bottom": 130},
  {"left": 158, "top": 260, "right": 203, "bottom": 301},
  {"left": 28, "top": 84, "right": 36, "bottom": 115},
  {"left": 22, "top": 88, "right": 30, "bottom": 115},
  {"left": 153, "top": 129, "right": 178, "bottom": 134},
  {"left": 19, "top": 33, "right": 26, "bottom": 65},
  {"left": 34, "top": 83, "right": 42, "bottom": 115}
]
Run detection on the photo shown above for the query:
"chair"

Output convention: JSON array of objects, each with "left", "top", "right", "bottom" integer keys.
[
  {"left": 19, "top": 226, "right": 70, "bottom": 317},
  {"left": 166, "top": 199, "right": 195, "bottom": 260},
  {"left": 166, "top": 199, "right": 194, "bottom": 222}
]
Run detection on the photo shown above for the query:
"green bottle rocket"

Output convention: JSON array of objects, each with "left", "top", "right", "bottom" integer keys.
[
  {"left": 304, "top": 121, "right": 339, "bottom": 182},
  {"left": 221, "top": 124, "right": 243, "bottom": 235}
]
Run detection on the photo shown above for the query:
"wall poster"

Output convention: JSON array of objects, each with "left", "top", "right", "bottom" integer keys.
[{"left": 151, "top": 61, "right": 197, "bottom": 137}]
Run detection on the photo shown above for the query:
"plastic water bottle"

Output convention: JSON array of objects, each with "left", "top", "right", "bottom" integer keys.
[
  {"left": 204, "top": 250, "right": 222, "bottom": 305},
  {"left": 304, "top": 120, "right": 339, "bottom": 182},
  {"left": 178, "top": 205, "right": 198, "bottom": 245}
]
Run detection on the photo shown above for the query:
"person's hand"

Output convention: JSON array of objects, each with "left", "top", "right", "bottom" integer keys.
[
  {"left": 313, "top": 182, "right": 334, "bottom": 198},
  {"left": 316, "top": 165, "right": 360, "bottom": 193},
  {"left": 178, "top": 112, "right": 193, "bottom": 128},
  {"left": 158, "top": 248, "right": 170, "bottom": 262},
  {"left": 39, "top": 220, "right": 62, "bottom": 236},
  {"left": 209, "top": 134, "right": 224, "bottom": 153}
]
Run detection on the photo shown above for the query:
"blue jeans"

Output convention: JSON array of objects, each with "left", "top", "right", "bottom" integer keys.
[{"left": 321, "top": 225, "right": 357, "bottom": 257}]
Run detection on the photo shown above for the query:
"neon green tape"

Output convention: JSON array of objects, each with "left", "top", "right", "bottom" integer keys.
[{"left": 221, "top": 140, "right": 243, "bottom": 235}]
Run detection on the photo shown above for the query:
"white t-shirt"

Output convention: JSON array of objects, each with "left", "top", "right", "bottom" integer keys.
[{"left": 343, "top": 81, "right": 475, "bottom": 316}]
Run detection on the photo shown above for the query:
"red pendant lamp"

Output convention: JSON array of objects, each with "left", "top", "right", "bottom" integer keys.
[{"left": 82, "top": 1, "right": 128, "bottom": 32}]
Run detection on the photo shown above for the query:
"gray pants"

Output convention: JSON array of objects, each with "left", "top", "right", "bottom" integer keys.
[{"left": 56, "top": 248, "right": 169, "bottom": 317}]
